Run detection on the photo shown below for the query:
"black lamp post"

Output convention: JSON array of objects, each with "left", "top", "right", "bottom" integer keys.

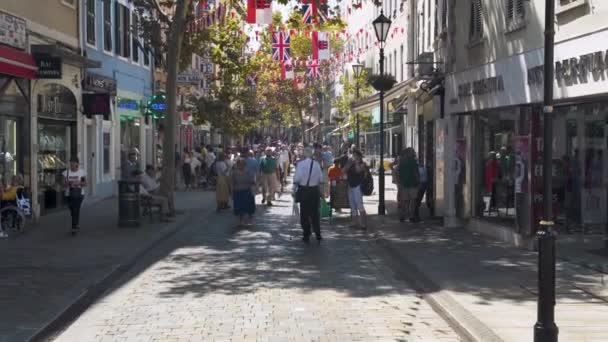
[
  {"left": 352, "top": 60, "right": 364, "bottom": 149},
  {"left": 534, "top": 0, "right": 558, "bottom": 341},
  {"left": 372, "top": 10, "right": 392, "bottom": 216}
]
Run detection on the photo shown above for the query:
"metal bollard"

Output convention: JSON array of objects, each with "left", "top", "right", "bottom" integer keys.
[{"left": 533, "top": 224, "right": 559, "bottom": 342}]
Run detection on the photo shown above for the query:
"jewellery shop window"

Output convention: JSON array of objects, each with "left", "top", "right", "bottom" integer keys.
[
  {"left": 475, "top": 109, "right": 519, "bottom": 221},
  {"left": 36, "top": 83, "right": 78, "bottom": 212}
]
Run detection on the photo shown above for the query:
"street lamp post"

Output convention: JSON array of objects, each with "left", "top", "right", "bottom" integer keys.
[
  {"left": 373, "top": 11, "right": 392, "bottom": 216},
  {"left": 352, "top": 60, "right": 364, "bottom": 149},
  {"left": 534, "top": 0, "right": 558, "bottom": 341}
]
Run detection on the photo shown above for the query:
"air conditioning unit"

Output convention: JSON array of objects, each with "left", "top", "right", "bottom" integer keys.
[{"left": 415, "top": 52, "right": 435, "bottom": 79}]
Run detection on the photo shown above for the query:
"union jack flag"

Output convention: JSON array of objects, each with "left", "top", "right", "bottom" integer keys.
[
  {"left": 272, "top": 32, "right": 291, "bottom": 62},
  {"left": 301, "top": 0, "right": 327, "bottom": 24},
  {"left": 307, "top": 59, "right": 320, "bottom": 78}
]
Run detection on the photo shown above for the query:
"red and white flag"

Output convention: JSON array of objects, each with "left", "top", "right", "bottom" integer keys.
[
  {"left": 281, "top": 60, "right": 294, "bottom": 80},
  {"left": 247, "top": 0, "right": 272, "bottom": 25},
  {"left": 312, "top": 31, "right": 330, "bottom": 61}
]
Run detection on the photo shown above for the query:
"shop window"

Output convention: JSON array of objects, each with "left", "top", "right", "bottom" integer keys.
[
  {"left": 86, "top": 0, "right": 96, "bottom": 46},
  {"left": 103, "top": 0, "right": 113, "bottom": 52},
  {"left": 115, "top": 2, "right": 131, "bottom": 58},
  {"left": 475, "top": 111, "right": 517, "bottom": 221}
]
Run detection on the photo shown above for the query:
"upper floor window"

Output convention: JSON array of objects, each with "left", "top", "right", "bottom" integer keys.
[
  {"left": 557, "top": 0, "right": 588, "bottom": 14},
  {"left": 143, "top": 44, "right": 151, "bottom": 67},
  {"left": 103, "top": 0, "right": 112, "bottom": 52},
  {"left": 469, "top": 0, "right": 483, "bottom": 42},
  {"left": 132, "top": 13, "right": 140, "bottom": 63},
  {"left": 86, "top": 0, "right": 96, "bottom": 46},
  {"left": 115, "top": 2, "right": 131, "bottom": 58},
  {"left": 506, "top": 0, "right": 525, "bottom": 31}
]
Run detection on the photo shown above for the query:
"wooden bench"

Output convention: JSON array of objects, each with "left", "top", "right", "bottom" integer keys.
[{"left": 141, "top": 195, "right": 163, "bottom": 222}]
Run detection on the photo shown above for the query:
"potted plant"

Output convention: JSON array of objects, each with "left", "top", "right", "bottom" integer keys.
[{"left": 368, "top": 73, "right": 397, "bottom": 92}]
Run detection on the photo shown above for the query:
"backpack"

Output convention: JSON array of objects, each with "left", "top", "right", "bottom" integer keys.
[{"left": 361, "top": 166, "right": 374, "bottom": 196}]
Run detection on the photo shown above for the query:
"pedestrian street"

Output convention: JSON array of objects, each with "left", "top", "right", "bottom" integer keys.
[{"left": 54, "top": 191, "right": 460, "bottom": 342}]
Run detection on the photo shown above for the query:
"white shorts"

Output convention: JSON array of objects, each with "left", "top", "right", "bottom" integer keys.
[{"left": 348, "top": 185, "right": 365, "bottom": 214}]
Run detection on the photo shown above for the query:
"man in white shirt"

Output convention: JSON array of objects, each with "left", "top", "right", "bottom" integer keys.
[
  {"left": 133, "top": 170, "right": 170, "bottom": 221},
  {"left": 293, "top": 147, "right": 323, "bottom": 243},
  {"left": 141, "top": 165, "right": 160, "bottom": 194}
]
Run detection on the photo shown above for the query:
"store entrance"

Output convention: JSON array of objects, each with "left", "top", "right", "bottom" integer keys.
[{"left": 0, "top": 117, "right": 24, "bottom": 186}]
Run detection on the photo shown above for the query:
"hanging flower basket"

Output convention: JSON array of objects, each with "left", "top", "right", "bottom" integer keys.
[{"left": 368, "top": 74, "right": 396, "bottom": 92}]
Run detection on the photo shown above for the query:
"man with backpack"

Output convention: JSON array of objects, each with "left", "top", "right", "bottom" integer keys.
[
  {"left": 344, "top": 149, "right": 369, "bottom": 229},
  {"left": 398, "top": 147, "right": 420, "bottom": 222}
]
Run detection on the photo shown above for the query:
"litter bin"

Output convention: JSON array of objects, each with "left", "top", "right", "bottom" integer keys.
[{"left": 118, "top": 180, "right": 140, "bottom": 227}]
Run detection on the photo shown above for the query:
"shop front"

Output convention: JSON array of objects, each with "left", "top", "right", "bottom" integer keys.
[
  {"left": 117, "top": 92, "right": 152, "bottom": 178},
  {"left": 82, "top": 72, "right": 116, "bottom": 198},
  {"left": 36, "top": 83, "right": 78, "bottom": 214},
  {"left": 446, "top": 27, "right": 608, "bottom": 243},
  {"left": 0, "top": 12, "right": 36, "bottom": 201}
]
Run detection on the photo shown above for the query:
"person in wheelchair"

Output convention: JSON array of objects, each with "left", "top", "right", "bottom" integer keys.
[{"left": 1, "top": 175, "right": 25, "bottom": 208}]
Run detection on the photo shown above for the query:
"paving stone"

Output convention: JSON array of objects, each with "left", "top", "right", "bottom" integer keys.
[{"left": 53, "top": 187, "right": 460, "bottom": 342}]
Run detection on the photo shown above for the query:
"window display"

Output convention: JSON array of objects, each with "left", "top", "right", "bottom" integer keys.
[
  {"left": 475, "top": 110, "right": 518, "bottom": 220},
  {"left": 38, "top": 121, "right": 76, "bottom": 211}
]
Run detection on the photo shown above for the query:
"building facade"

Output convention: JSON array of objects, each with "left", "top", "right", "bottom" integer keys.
[
  {"left": 83, "top": 0, "right": 155, "bottom": 198},
  {"left": 443, "top": 0, "right": 608, "bottom": 243}
]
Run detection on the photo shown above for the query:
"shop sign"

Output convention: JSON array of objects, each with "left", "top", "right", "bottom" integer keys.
[
  {"left": 0, "top": 11, "right": 27, "bottom": 50},
  {"left": 34, "top": 55, "right": 62, "bottom": 79},
  {"left": 37, "top": 83, "right": 77, "bottom": 120},
  {"left": 145, "top": 93, "right": 166, "bottom": 119},
  {"left": 177, "top": 72, "right": 202, "bottom": 84},
  {"left": 117, "top": 98, "right": 140, "bottom": 111},
  {"left": 528, "top": 50, "right": 608, "bottom": 87},
  {"left": 458, "top": 75, "right": 505, "bottom": 98},
  {"left": 82, "top": 94, "right": 111, "bottom": 117},
  {"left": 83, "top": 73, "right": 117, "bottom": 95}
]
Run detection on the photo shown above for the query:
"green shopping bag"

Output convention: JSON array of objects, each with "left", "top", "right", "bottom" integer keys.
[{"left": 320, "top": 198, "right": 331, "bottom": 218}]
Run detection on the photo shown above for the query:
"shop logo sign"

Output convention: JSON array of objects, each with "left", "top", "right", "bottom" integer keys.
[
  {"left": 0, "top": 11, "right": 27, "bottom": 50},
  {"left": 528, "top": 50, "right": 608, "bottom": 86},
  {"left": 35, "top": 55, "right": 62, "bottom": 79},
  {"left": 458, "top": 75, "right": 504, "bottom": 98}
]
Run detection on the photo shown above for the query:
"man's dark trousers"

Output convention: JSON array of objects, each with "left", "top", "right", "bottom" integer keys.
[{"left": 299, "top": 185, "right": 321, "bottom": 239}]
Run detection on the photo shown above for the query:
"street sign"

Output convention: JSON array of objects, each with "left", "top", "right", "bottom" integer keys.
[{"left": 177, "top": 72, "right": 203, "bottom": 84}]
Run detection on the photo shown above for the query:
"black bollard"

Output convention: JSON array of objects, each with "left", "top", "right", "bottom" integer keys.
[{"left": 533, "top": 224, "right": 558, "bottom": 342}]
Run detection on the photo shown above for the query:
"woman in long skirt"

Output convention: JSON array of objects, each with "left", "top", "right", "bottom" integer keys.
[
  {"left": 214, "top": 153, "right": 231, "bottom": 211},
  {"left": 232, "top": 158, "right": 256, "bottom": 225}
]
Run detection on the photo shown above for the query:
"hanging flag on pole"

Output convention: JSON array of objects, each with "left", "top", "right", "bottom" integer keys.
[
  {"left": 272, "top": 31, "right": 291, "bottom": 61},
  {"left": 281, "top": 60, "right": 294, "bottom": 80},
  {"left": 248, "top": 0, "right": 272, "bottom": 25},
  {"left": 302, "top": 0, "right": 328, "bottom": 24},
  {"left": 307, "top": 59, "right": 320, "bottom": 78},
  {"left": 312, "top": 31, "right": 330, "bottom": 61}
]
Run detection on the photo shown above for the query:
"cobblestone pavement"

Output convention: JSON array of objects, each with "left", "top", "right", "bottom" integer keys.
[{"left": 54, "top": 191, "right": 461, "bottom": 342}]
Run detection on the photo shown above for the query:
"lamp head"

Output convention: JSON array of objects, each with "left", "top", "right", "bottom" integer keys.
[{"left": 373, "top": 11, "right": 392, "bottom": 45}]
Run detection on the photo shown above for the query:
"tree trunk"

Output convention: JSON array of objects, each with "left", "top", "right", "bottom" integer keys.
[
  {"left": 299, "top": 107, "right": 306, "bottom": 144},
  {"left": 159, "top": 0, "right": 188, "bottom": 214}
]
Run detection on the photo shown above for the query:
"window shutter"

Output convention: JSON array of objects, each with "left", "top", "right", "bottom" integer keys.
[
  {"left": 516, "top": 0, "right": 525, "bottom": 20},
  {"left": 115, "top": 2, "right": 121, "bottom": 54},
  {"left": 470, "top": 0, "right": 483, "bottom": 38}
]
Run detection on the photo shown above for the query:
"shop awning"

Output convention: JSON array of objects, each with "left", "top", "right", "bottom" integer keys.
[{"left": 0, "top": 45, "right": 37, "bottom": 79}]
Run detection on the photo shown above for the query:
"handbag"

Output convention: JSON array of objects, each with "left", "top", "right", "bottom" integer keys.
[{"left": 295, "top": 159, "right": 315, "bottom": 203}]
